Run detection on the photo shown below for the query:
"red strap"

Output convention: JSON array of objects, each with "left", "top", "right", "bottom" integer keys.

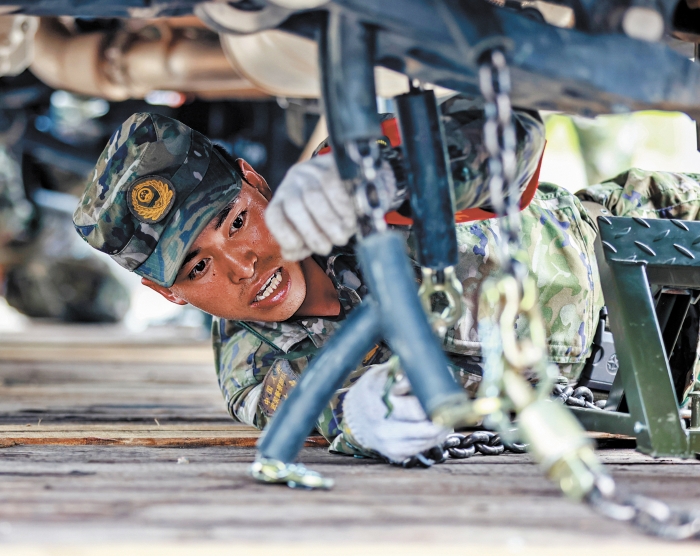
[
  {"left": 381, "top": 117, "right": 402, "bottom": 148},
  {"left": 315, "top": 118, "right": 401, "bottom": 156}
]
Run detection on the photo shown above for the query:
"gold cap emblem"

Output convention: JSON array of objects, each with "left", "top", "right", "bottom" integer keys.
[{"left": 127, "top": 177, "right": 176, "bottom": 224}]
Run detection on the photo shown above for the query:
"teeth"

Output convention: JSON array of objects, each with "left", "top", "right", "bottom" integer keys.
[{"left": 255, "top": 269, "right": 282, "bottom": 302}]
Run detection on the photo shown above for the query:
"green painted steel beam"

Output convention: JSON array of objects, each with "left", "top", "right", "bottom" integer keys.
[
  {"left": 587, "top": 216, "right": 700, "bottom": 457},
  {"left": 570, "top": 407, "right": 636, "bottom": 436}
]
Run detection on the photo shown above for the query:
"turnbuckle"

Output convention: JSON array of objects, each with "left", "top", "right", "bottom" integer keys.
[{"left": 418, "top": 266, "right": 464, "bottom": 337}]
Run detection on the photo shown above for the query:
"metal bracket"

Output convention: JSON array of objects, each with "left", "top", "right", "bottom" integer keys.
[{"left": 570, "top": 215, "right": 700, "bottom": 457}]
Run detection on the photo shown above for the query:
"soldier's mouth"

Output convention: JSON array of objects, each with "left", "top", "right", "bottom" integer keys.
[{"left": 251, "top": 267, "right": 290, "bottom": 308}]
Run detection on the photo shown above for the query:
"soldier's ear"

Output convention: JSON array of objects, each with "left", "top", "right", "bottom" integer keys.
[
  {"left": 141, "top": 277, "right": 188, "bottom": 305},
  {"left": 237, "top": 159, "right": 272, "bottom": 201}
]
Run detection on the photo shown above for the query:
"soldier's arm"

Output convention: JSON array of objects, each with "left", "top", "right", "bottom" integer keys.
[
  {"left": 212, "top": 317, "right": 382, "bottom": 442},
  {"left": 266, "top": 95, "right": 545, "bottom": 261},
  {"left": 212, "top": 318, "right": 279, "bottom": 429}
]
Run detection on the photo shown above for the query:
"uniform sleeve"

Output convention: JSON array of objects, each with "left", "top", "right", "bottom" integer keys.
[
  {"left": 212, "top": 318, "right": 393, "bottom": 443},
  {"left": 439, "top": 95, "right": 546, "bottom": 212},
  {"left": 211, "top": 318, "right": 280, "bottom": 429}
]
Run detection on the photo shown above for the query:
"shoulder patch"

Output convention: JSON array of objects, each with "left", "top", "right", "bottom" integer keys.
[{"left": 127, "top": 176, "right": 176, "bottom": 224}]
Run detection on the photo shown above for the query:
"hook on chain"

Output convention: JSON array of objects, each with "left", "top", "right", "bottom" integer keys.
[
  {"left": 418, "top": 266, "right": 464, "bottom": 337},
  {"left": 480, "top": 274, "right": 547, "bottom": 374}
]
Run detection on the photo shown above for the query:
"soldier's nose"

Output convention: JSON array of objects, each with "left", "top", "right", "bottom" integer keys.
[{"left": 224, "top": 248, "right": 257, "bottom": 283}]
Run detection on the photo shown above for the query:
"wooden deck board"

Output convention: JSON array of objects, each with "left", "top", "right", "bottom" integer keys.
[{"left": 0, "top": 322, "right": 699, "bottom": 551}]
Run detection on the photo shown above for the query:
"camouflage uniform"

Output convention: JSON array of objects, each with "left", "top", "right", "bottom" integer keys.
[
  {"left": 576, "top": 168, "right": 700, "bottom": 220},
  {"left": 71, "top": 104, "right": 603, "bottom": 453},
  {"left": 213, "top": 180, "right": 602, "bottom": 446},
  {"left": 74, "top": 103, "right": 587, "bottom": 451},
  {"left": 212, "top": 104, "right": 601, "bottom": 447}
]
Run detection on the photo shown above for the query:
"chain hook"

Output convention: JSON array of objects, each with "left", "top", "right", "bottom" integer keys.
[
  {"left": 482, "top": 274, "right": 547, "bottom": 373},
  {"left": 418, "top": 266, "right": 464, "bottom": 337}
]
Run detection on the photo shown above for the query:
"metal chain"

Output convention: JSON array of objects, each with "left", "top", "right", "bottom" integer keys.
[
  {"left": 553, "top": 384, "right": 604, "bottom": 410},
  {"left": 476, "top": 49, "right": 700, "bottom": 542},
  {"left": 398, "top": 431, "right": 527, "bottom": 469},
  {"left": 587, "top": 476, "right": 700, "bottom": 540},
  {"left": 478, "top": 49, "right": 524, "bottom": 281},
  {"left": 477, "top": 49, "right": 549, "bottom": 376}
]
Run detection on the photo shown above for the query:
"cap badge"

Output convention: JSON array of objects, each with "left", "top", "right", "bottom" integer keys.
[{"left": 127, "top": 177, "right": 176, "bottom": 224}]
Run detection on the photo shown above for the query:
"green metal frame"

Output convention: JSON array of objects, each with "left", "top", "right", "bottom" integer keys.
[{"left": 570, "top": 216, "right": 700, "bottom": 457}]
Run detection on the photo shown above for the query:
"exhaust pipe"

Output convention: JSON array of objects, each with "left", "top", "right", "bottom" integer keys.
[{"left": 30, "top": 17, "right": 268, "bottom": 101}]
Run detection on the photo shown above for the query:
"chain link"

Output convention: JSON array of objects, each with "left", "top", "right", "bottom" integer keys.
[
  {"left": 587, "top": 476, "right": 700, "bottom": 540},
  {"left": 345, "top": 139, "right": 389, "bottom": 236},
  {"left": 478, "top": 49, "right": 523, "bottom": 280},
  {"left": 398, "top": 431, "right": 527, "bottom": 468},
  {"left": 553, "top": 384, "right": 603, "bottom": 410}
]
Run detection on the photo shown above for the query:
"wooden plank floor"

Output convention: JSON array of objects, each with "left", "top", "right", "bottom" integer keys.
[{"left": 1, "top": 322, "right": 699, "bottom": 554}]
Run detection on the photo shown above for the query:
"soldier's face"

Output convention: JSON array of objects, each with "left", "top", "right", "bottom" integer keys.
[{"left": 143, "top": 160, "right": 308, "bottom": 322}]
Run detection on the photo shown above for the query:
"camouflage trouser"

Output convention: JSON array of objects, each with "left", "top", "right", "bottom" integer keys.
[
  {"left": 441, "top": 168, "right": 700, "bottom": 401},
  {"left": 437, "top": 180, "right": 604, "bottom": 385}
]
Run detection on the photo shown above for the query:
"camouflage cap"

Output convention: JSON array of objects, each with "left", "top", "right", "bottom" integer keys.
[{"left": 73, "top": 113, "right": 242, "bottom": 287}]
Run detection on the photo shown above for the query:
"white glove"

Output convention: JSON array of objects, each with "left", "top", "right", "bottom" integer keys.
[
  {"left": 343, "top": 360, "right": 451, "bottom": 463},
  {"left": 265, "top": 154, "right": 397, "bottom": 261}
]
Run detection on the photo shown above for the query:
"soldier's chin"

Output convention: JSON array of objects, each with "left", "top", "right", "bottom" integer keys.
[{"left": 263, "top": 264, "right": 307, "bottom": 321}]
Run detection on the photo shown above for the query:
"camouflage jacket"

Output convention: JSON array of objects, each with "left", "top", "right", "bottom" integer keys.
[{"left": 212, "top": 181, "right": 602, "bottom": 442}]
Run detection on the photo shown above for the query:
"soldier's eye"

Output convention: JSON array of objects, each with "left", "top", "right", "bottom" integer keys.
[
  {"left": 230, "top": 211, "right": 246, "bottom": 235},
  {"left": 188, "top": 259, "right": 208, "bottom": 280}
]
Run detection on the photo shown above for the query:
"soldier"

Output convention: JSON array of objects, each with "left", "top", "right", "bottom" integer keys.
[{"left": 73, "top": 102, "right": 608, "bottom": 464}]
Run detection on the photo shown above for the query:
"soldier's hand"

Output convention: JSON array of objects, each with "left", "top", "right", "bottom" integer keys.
[
  {"left": 265, "top": 154, "right": 397, "bottom": 261},
  {"left": 265, "top": 154, "right": 356, "bottom": 261},
  {"left": 343, "top": 361, "right": 451, "bottom": 463}
]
